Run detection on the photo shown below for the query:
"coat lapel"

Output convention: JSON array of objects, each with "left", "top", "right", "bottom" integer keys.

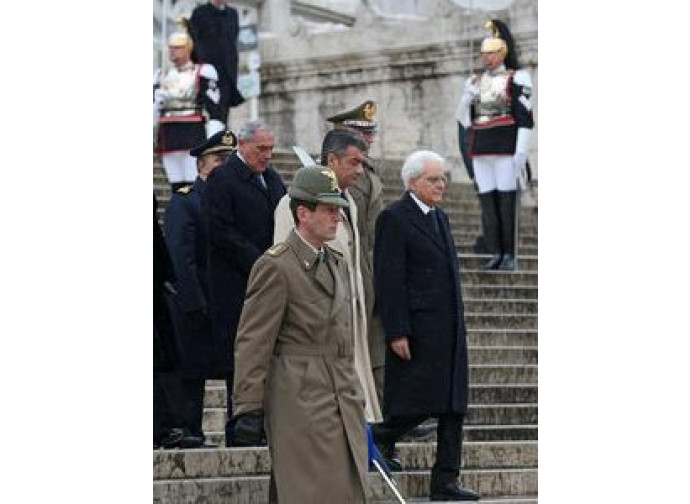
[
  {"left": 403, "top": 193, "right": 447, "bottom": 253},
  {"left": 287, "top": 231, "right": 334, "bottom": 296}
]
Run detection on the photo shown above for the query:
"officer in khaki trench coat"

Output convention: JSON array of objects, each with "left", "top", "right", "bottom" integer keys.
[
  {"left": 233, "top": 165, "right": 369, "bottom": 503},
  {"left": 326, "top": 100, "right": 386, "bottom": 405}
]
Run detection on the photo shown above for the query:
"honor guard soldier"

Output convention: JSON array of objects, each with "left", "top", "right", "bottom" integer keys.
[
  {"left": 154, "top": 21, "right": 226, "bottom": 191},
  {"left": 233, "top": 165, "right": 369, "bottom": 503},
  {"left": 326, "top": 100, "right": 387, "bottom": 405},
  {"left": 456, "top": 19, "right": 534, "bottom": 271},
  {"left": 163, "top": 130, "right": 237, "bottom": 448}
]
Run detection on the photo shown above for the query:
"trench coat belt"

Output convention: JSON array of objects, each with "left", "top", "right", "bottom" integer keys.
[{"left": 274, "top": 341, "right": 352, "bottom": 358}]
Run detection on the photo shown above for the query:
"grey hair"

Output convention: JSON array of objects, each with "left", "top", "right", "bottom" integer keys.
[
  {"left": 237, "top": 120, "right": 272, "bottom": 141},
  {"left": 401, "top": 150, "right": 446, "bottom": 189}
]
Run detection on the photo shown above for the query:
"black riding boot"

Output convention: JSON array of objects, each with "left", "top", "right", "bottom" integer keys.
[
  {"left": 478, "top": 191, "right": 502, "bottom": 270},
  {"left": 497, "top": 190, "right": 517, "bottom": 271}
]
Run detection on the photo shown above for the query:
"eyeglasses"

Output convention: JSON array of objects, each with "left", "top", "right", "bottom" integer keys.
[{"left": 420, "top": 175, "right": 448, "bottom": 185}]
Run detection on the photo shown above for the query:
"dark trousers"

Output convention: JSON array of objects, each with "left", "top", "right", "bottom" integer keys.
[
  {"left": 372, "top": 412, "right": 464, "bottom": 485},
  {"left": 154, "top": 371, "right": 206, "bottom": 443},
  {"left": 153, "top": 372, "right": 180, "bottom": 444},
  {"left": 177, "top": 376, "right": 206, "bottom": 438}
]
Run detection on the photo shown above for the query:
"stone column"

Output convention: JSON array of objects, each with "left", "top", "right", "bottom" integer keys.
[{"left": 259, "top": 0, "right": 291, "bottom": 36}]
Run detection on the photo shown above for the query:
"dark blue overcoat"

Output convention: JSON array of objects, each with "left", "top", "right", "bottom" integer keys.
[
  {"left": 164, "top": 178, "right": 220, "bottom": 378},
  {"left": 202, "top": 152, "right": 286, "bottom": 376},
  {"left": 373, "top": 192, "right": 469, "bottom": 417}
]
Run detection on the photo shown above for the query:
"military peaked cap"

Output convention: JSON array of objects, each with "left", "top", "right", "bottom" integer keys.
[
  {"left": 190, "top": 130, "right": 238, "bottom": 157},
  {"left": 326, "top": 100, "right": 378, "bottom": 132}
]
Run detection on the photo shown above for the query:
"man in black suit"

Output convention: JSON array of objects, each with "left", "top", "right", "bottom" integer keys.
[
  {"left": 189, "top": 0, "right": 245, "bottom": 122},
  {"left": 202, "top": 121, "right": 286, "bottom": 446},
  {"left": 371, "top": 150, "right": 480, "bottom": 501}
]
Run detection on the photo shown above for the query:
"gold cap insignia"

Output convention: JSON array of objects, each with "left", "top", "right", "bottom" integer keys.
[
  {"left": 363, "top": 102, "right": 376, "bottom": 121},
  {"left": 321, "top": 169, "right": 340, "bottom": 191}
]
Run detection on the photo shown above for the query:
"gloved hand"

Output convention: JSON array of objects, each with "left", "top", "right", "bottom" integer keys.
[
  {"left": 513, "top": 151, "right": 527, "bottom": 174},
  {"left": 230, "top": 410, "right": 265, "bottom": 447},
  {"left": 154, "top": 88, "right": 169, "bottom": 105}
]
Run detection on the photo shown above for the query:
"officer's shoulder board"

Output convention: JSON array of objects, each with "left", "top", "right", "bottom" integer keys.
[
  {"left": 266, "top": 242, "right": 289, "bottom": 257},
  {"left": 176, "top": 185, "right": 193, "bottom": 195}
]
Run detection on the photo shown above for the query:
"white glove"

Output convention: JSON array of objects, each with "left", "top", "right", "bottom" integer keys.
[
  {"left": 513, "top": 151, "right": 527, "bottom": 174},
  {"left": 154, "top": 88, "right": 169, "bottom": 105},
  {"left": 465, "top": 80, "right": 480, "bottom": 99}
]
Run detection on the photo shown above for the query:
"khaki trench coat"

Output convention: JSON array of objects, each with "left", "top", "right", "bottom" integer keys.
[
  {"left": 273, "top": 191, "right": 383, "bottom": 423},
  {"left": 348, "top": 162, "right": 386, "bottom": 403},
  {"left": 234, "top": 230, "right": 368, "bottom": 503}
]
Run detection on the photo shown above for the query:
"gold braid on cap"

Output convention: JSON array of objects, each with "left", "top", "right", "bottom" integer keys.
[{"left": 480, "top": 21, "right": 507, "bottom": 57}]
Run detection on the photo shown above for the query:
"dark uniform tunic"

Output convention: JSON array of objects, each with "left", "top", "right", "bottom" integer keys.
[{"left": 189, "top": 2, "right": 245, "bottom": 119}]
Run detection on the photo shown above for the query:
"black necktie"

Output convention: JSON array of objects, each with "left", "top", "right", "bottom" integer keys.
[
  {"left": 256, "top": 173, "right": 267, "bottom": 189},
  {"left": 427, "top": 208, "right": 440, "bottom": 236}
]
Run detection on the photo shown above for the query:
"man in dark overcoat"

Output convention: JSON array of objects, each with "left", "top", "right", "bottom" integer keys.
[
  {"left": 202, "top": 121, "right": 285, "bottom": 446},
  {"left": 164, "top": 130, "right": 237, "bottom": 447},
  {"left": 371, "top": 150, "right": 480, "bottom": 501},
  {"left": 154, "top": 193, "right": 182, "bottom": 448},
  {"left": 189, "top": 0, "right": 245, "bottom": 122}
]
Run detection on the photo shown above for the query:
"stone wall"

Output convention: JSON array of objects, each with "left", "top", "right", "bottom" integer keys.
[{"left": 228, "top": 0, "right": 538, "bottom": 179}]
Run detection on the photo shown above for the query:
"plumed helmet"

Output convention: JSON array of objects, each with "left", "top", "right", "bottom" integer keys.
[
  {"left": 480, "top": 19, "right": 519, "bottom": 70},
  {"left": 168, "top": 17, "right": 194, "bottom": 50}
]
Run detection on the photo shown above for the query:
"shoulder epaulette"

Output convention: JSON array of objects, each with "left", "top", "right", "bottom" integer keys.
[
  {"left": 176, "top": 185, "right": 193, "bottom": 194},
  {"left": 266, "top": 242, "right": 289, "bottom": 257}
]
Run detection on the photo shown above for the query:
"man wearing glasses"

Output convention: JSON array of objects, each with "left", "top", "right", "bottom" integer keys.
[{"left": 371, "top": 150, "right": 480, "bottom": 501}]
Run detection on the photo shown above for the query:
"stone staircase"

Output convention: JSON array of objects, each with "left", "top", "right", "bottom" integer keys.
[{"left": 153, "top": 150, "right": 538, "bottom": 503}]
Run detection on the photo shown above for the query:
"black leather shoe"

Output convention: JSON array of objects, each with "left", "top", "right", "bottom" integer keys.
[
  {"left": 179, "top": 434, "right": 205, "bottom": 449},
  {"left": 400, "top": 423, "right": 436, "bottom": 442},
  {"left": 497, "top": 253, "right": 516, "bottom": 271},
  {"left": 430, "top": 482, "right": 480, "bottom": 501},
  {"left": 481, "top": 254, "right": 502, "bottom": 270},
  {"left": 159, "top": 428, "right": 186, "bottom": 449}
]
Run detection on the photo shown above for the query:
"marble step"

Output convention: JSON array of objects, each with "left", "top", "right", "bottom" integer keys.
[
  {"left": 154, "top": 441, "right": 536, "bottom": 479},
  {"left": 200, "top": 404, "right": 537, "bottom": 433},
  {"left": 203, "top": 383, "right": 536, "bottom": 410},
  {"left": 461, "top": 271, "right": 537, "bottom": 287},
  {"left": 464, "top": 299, "right": 538, "bottom": 315},
  {"left": 459, "top": 256, "right": 537, "bottom": 271},
  {"left": 467, "top": 329, "right": 538, "bottom": 347},
  {"left": 154, "top": 468, "right": 537, "bottom": 503},
  {"left": 470, "top": 364, "right": 537, "bottom": 384},
  {"left": 463, "top": 285, "right": 538, "bottom": 300},
  {"left": 464, "top": 313, "right": 538, "bottom": 330},
  {"left": 457, "top": 244, "right": 538, "bottom": 256}
]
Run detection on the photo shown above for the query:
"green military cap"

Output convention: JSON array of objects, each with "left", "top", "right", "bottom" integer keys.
[
  {"left": 289, "top": 165, "right": 349, "bottom": 208},
  {"left": 326, "top": 100, "right": 378, "bottom": 132}
]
